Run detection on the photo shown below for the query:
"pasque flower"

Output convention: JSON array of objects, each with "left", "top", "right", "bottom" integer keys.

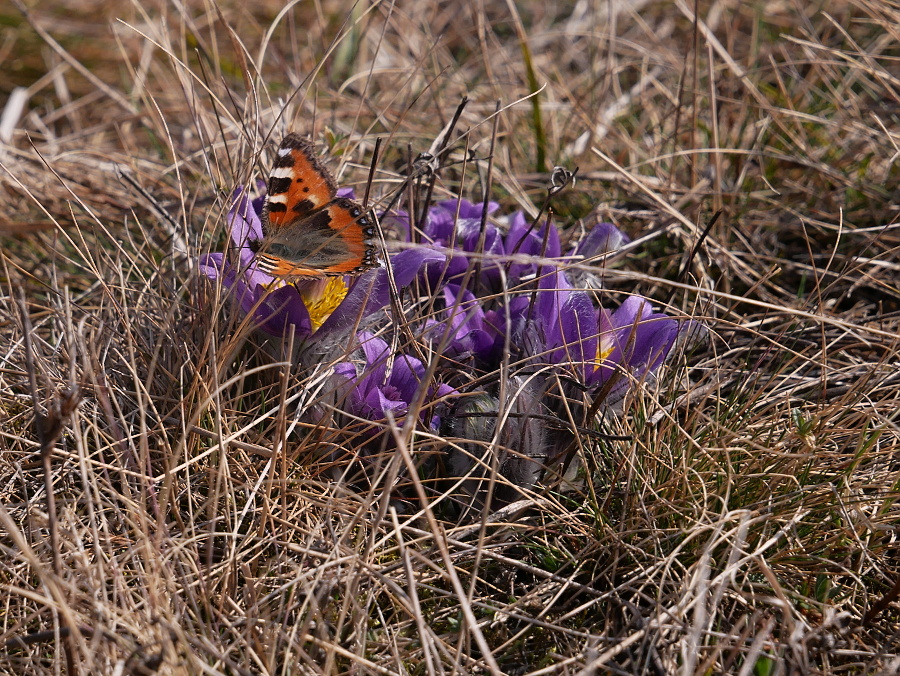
[
  {"left": 507, "top": 268, "right": 682, "bottom": 405},
  {"left": 333, "top": 332, "right": 455, "bottom": 429},
  {"left": 199, "top": 187, "right": 445, "bottom": 340},
  {"left": 426, "top": 284, "right": 496, "bottom": 362},
  {"left": 389, "top": 200, "right": 566, "bottom": 291},
  {"left": 421, "top": 199, "right": 505, "bottom": 287},
  {"left": 203, "top": 183, "right": 696, "bottom": 503},
  {"left": 502, "top": 210, "right": 562, "bottom": 285},
  {"left": 386, "top": 197, "right": 683, "bottom": 400}
]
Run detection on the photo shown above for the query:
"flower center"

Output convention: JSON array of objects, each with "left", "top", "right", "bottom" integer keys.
[
  {"left": 382, "top": 384, "right": 403, "bottom": 402},
  {"left": 593, "top": 337, "right": 615, "bottom": 371},
  {"left": 300, "top": 277, "right": 349, "bottom": 331}
]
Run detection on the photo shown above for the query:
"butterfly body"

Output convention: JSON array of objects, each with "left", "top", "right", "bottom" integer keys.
[{"left": 257, "top": 134, "right": 378, "bottom": 279}]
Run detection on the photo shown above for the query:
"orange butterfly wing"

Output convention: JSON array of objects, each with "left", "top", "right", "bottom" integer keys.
[
  {"left": 256, "top": 134, "right": 378, "bottom": 279},
  {"left": 256, "top": 198, "right": 377, "bottom": 278},
  {"left": 263, "top": 134, "right": 337, "bottom": 230}
]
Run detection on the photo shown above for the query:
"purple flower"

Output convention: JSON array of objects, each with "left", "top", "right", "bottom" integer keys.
[
  {"left": 566, "top": 221, "right": 631, "bottom": 290},
  {"left": 333, "top": 332, "right": 455, "bottom": 428},
  {"left": 572, "top": 221, "right": 630, "bottom": 260},
  {"left": 529, "top": 269, "right": 600, "bottom": 376},
  {"left": 385, "top": 202, "right": 618, "bottom": 294},
  {"left": 385, "top": 199, "right": 507, "bottom": 289},
  {"left": 426, "top": 284, "right": 496, "bottom": 362},
  {"left": 199, "top": 187, "right": 445, "bottom": 341},
  {"left": 503, "top": 211, "right": 562, "bottom": 285},
  {"left": 592, "top": 296, "right": 682, "bottom": 394},
  {"left": 423, "top": 199, "right": 500, "bottom": 242},
  {"left": 506, "top": 269, "right": 682, "bottom": 403}
]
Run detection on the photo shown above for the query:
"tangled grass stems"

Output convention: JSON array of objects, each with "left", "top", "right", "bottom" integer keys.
[{"left": 1, "top": 1, "right": 899, "bottom": 674}]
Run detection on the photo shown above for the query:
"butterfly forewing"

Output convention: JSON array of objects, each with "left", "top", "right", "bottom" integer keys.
[{"left": 263, "top": 134, "right": 338, "bottom": 230}]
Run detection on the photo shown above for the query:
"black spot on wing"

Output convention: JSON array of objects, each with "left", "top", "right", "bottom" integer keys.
[
  {"left": 305, "top": 209, "right": 335, "bottom": 231},
  {"left": 331, "top": 197, "right": 377, "bottom": 235},
  {"left": 271, "top": 149, "right": 295, "bottom": 168},
  {"left": 268, "top": 177, "right": 292, "bottom": 194},
  {"left": 266, "top": 202, "right": 287, "bottom": 213},
  {"left": 292, "top": 199, "right": 316, "bottom": 214}
]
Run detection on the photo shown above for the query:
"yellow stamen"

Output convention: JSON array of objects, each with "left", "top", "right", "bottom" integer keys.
[
  {"left": 299, "top": 277, "right": 349, "bottom": 331},
  {"left": 594, "top": 337, "right": 615, "bottom": 371}
]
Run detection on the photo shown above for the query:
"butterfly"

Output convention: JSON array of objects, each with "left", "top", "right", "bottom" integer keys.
[{"left": 254, "top": 133, "right": 379, "bottom": 279}]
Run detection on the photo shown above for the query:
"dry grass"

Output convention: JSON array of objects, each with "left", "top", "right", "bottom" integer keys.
[{"left": 1, "top": 0, "right": 899, "bottom": 673}]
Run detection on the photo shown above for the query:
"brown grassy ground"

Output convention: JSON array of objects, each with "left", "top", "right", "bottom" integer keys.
[{"left": 1, "top": 0, "right": 899, "bottom": 673}]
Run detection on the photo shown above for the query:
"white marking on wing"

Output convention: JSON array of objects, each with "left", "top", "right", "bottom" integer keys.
[{"left": 269, "top": 166, "right": 294, "bottom": 179}]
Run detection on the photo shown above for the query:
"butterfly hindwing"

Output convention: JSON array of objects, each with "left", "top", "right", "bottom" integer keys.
[
  {"left": 319, "top": 197, "right": 378, "bottom": 272},
  {"left": 255, "top": 254, "right": 329, "bottom": 279}
]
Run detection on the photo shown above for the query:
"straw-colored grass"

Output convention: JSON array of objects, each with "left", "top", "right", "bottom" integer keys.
[{"left": 1, "top": 0, "right": 898, "bottom": 673}]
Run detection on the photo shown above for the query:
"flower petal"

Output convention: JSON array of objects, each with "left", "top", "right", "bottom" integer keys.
[
  {"left": 388, "top": 352, "right": 427, "bottom": 403},
  {"left": 198, "top": 253, "right": 226, "bottom": 280},
  {"left": 591, "top": 296, "right": 679, "bottom": 387},
  {"left": 315, "top": 247, "right": 446, "bottom": 338},
  {"left": 574, "top": 222, "right": 629, "bottom": 259},
  {"left": 432, "top": 284, "right": 496, "bottom": 359},
  {"left": 227, "top": 187, "right": 264, "bottom": 247}
]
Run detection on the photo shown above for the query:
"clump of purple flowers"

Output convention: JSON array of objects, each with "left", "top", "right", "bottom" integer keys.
[
  {"left": 201, "top": 182, "right": 697, "bottom": 510},
  {"left": 392, "top": 199, "right": 685, "bottom": 404}
]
